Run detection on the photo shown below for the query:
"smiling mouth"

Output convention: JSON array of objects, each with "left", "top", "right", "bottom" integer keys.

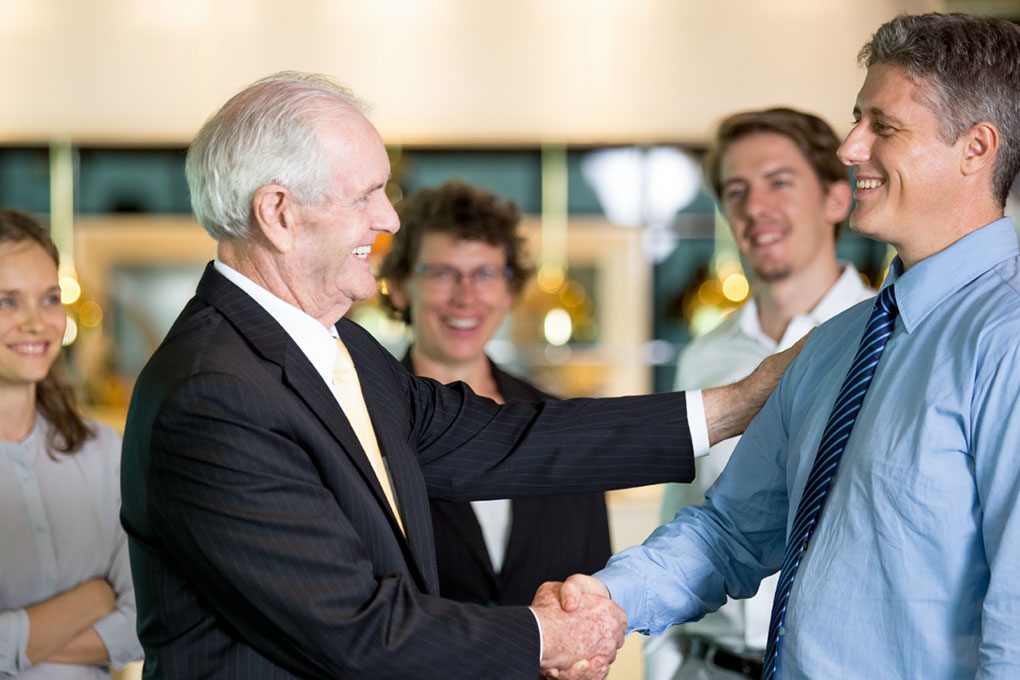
[
  {"left": 856, "top": 179, "right": 885, "bottom": 190},
  {"left": 444, "top": 318, "right": 480, "bottom": 331},
  {"left": 352, "top": 245, "right": 371, "bottom": 258},
  {"left": 750, "top": 233, "right": 783, "bottom": 247},
  {"left": 8, "top": 341, "right": 50, "bottom": 357}
]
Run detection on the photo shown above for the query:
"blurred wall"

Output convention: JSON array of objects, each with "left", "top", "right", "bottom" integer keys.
[{"left": 0, "top": 0, "right": 938, "bottom": 145}]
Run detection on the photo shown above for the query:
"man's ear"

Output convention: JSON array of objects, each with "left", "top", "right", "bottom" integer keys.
[
  {"left": 960, "top": 121, "right": 999, "bottom": 178},
  {"left": 252, "top": 184, "right": 298, "bottom": 253},
  {"left": 823, "top": 179, "right": 853, "bottom": 227}
]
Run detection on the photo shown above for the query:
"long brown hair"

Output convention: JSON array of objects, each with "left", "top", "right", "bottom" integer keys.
[{"left": 0, "top": 210, "right": 94, "bottom": 454}]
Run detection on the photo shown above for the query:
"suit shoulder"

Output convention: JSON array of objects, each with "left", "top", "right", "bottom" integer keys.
[
  {"left": 337, "top": 317, "right": 409, "bottom": 380},
  {"left": 130, "top": 301, "right": 262, "bottom": 417}
]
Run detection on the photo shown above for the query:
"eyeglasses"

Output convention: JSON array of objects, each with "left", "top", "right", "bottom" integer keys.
[{"left": 413, "top": 263, "right": 513, "bottom": 291}]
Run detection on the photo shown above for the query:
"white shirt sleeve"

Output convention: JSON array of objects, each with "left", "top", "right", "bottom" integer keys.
[
  {"left": 528, "top": 607, "right": 543, "bottom": 665},
  {"left": 0, "top": 608, "right": 32, "bottom": 674},
  {"left": 684, "top": 390, "right": 710, "bottom": 458}
]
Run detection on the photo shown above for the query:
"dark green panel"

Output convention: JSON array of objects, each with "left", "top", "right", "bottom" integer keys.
[
  {"left": 565, "top": 149, "right": 604, "bottom": 215},
  {"left": 78, "top": 148, "right": 191, "bottom": 214},
  {"left": 396, "top": 149, "right": 542, "bottom": 213},
  {"left": 0, "top": 148, "right": 51, "bottom": 214}
]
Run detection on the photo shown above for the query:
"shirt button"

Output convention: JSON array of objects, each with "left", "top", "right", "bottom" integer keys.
[{"left": 778, "top": 626, "right": 786, "bottom": 637}]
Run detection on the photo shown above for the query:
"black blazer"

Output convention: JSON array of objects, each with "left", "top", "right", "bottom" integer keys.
[
  {"left": 401, "top": 352, "right": 612, "bottom": 607},
  {"left": 120, "top": 263, "right": 695, "bottom": 679}
]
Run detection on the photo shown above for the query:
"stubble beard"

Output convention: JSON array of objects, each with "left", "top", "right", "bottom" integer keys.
[{"left": 751, "top": 260, "right": 794, "bottom": 283}]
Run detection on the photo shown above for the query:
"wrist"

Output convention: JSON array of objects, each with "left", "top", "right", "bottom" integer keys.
[{"left": 703, "top": 383, "right": 744, "bottom": 445}]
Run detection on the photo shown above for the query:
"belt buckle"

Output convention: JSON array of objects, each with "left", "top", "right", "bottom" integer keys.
[{"left": 694, "top": 639, "right": 763, "bottom": 680}]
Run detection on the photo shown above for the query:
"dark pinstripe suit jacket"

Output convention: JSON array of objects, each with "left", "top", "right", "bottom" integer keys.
[
  {"left": 401, "top": 352, "right": 612, "bottom": 608},
  {"left": 120, "top": 264, "right": 695, "bottom": 679}
]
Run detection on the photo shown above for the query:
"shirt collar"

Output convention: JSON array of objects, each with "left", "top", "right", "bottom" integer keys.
[
  {"left": 810, "top": 263, "right": 870, "bottom": 324},
  {"left": 213, "top": 260, "right": 339, "bottom": 385},
  {"left": 882, "top": 217, "right": 1019, "bottom": 334},
  {"left": 737, "top": 262, "right": 870, "bottom": 350}
]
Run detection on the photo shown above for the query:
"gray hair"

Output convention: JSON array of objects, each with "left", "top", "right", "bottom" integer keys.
[
  {"left": 859, "top": 13, "right": 1020, "bottom": 207},
  {"left": 185, "top": 71, "right": 366, "bottom": 240}
]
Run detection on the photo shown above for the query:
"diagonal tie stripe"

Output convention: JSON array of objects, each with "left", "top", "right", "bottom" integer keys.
[{"left": 762, "top": 285, "right": 897, "bottom": 679}]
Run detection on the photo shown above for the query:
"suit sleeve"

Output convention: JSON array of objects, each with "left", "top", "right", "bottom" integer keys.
[
  {"left": 146, "top": 370, "right": 540, "bottom": 680},
  {"left": 395, "top": 367, "right": 696, "bottom": 501}
]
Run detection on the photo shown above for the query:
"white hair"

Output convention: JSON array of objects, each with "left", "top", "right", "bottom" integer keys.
[{"left": 185, "top": 71, "right": 367, "bottom": 240}]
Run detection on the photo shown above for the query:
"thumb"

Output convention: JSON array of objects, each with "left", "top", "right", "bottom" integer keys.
[
  {"left": 560, "top": 577, "right": 582, "bottom": 612},
  {"left": 560, "top": 573, "right": 608, "bottom": 612}
]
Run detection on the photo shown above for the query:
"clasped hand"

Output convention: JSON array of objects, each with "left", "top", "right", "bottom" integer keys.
[{"left": 530, "top": 575, "right": 623, "bottom": 680}]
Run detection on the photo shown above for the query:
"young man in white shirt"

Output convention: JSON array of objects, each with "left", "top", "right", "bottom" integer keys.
[{"left": 646, "top": 107, "right": 873, "bottom": 680}]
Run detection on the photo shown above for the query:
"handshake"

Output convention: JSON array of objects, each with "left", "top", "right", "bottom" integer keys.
[{"left": 529, "top": 574, "right": 624, "bottom": 680}]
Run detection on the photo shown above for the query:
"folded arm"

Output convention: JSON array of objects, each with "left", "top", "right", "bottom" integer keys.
[{"left": 24, "top": 579, "right": 115, "bottom": 666}]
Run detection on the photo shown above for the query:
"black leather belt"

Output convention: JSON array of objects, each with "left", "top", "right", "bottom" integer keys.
[{"left": 687, "top": 636, "right": 764, "bottom": 679}]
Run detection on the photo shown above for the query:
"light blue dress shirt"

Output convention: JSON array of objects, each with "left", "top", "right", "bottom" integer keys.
[{"left": 599, "top": 218, "right": 1020, "bottom": 679}]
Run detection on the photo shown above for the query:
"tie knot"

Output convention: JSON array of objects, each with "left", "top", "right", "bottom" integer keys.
[
  {"left": 334, "top": 338, "right": 355, "bottom": 375},
  {"left": 877, "top": 284, "right": 898, "bottom": 317}
]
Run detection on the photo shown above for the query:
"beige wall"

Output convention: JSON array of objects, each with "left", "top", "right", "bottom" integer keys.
[{"left": 1, "top": 0, "right": 937, "bottom": 145}]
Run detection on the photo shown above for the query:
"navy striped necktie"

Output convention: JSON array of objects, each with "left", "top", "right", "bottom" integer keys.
[{"left": 762, "top": 285, "right": 898, "bottom": 679}]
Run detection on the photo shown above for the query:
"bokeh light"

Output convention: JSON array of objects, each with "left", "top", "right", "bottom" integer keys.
[
  {"left": 543, "top": 307, "right": 572, "bottom": 346},
  {"left": 59, "top": 276, "right": 81, "bottom": 304}
]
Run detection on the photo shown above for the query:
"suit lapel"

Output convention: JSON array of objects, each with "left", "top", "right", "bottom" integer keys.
[
  {"left": 432, "top": 499, "right": 500, "bottom": 587},
  {"left": 194, "top": 265, "right": 418, "bottom": 562},
  {"left": 279, "top": 345, "right": 400, "bottom": 523},
  {"left": 489, "top": 363, "right": 555, "bottom": 592}
]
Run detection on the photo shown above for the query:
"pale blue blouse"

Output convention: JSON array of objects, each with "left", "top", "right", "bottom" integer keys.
[{"left": 0, "top": 417, "right": 141, "bottom": 678}]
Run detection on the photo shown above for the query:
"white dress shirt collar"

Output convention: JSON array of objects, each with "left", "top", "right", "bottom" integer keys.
[
  {"left": 213, "top": 260, "right": 338, "bottom": 388},
  {"left": 737, "top": 263, "right": 871, "bottom": 352}
]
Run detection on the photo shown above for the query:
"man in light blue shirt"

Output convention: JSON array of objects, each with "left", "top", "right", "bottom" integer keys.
[{"left": 555, "top": 13, "right": 1020, "bottom": 679}]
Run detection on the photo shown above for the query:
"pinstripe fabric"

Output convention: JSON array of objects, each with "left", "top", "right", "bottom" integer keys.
[
  {"left": 120, "top": 263, "right": 697, "bottom": 679},
  {"left": 762, "top": 285, "right": 898, "bottom": 679},
  {"left": 401, "top": 353, "right": 612, "bottom": 608}
]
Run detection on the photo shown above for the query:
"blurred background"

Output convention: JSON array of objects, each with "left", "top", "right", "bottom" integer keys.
[{"left": 3, "top": 0, "right": 1018, "bottom": 676}]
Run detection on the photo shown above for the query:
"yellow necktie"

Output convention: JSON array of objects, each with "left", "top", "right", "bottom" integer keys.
[{"left": 332, "top": 338, "right": 404, "bottom": 535}]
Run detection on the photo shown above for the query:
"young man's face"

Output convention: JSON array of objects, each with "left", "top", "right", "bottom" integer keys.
[
  {"left": 838, "top": 63, "right": 966, "bottom": 258},
  {"left": 719, "top": 132, "right": 847, "bottom": 282}
]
